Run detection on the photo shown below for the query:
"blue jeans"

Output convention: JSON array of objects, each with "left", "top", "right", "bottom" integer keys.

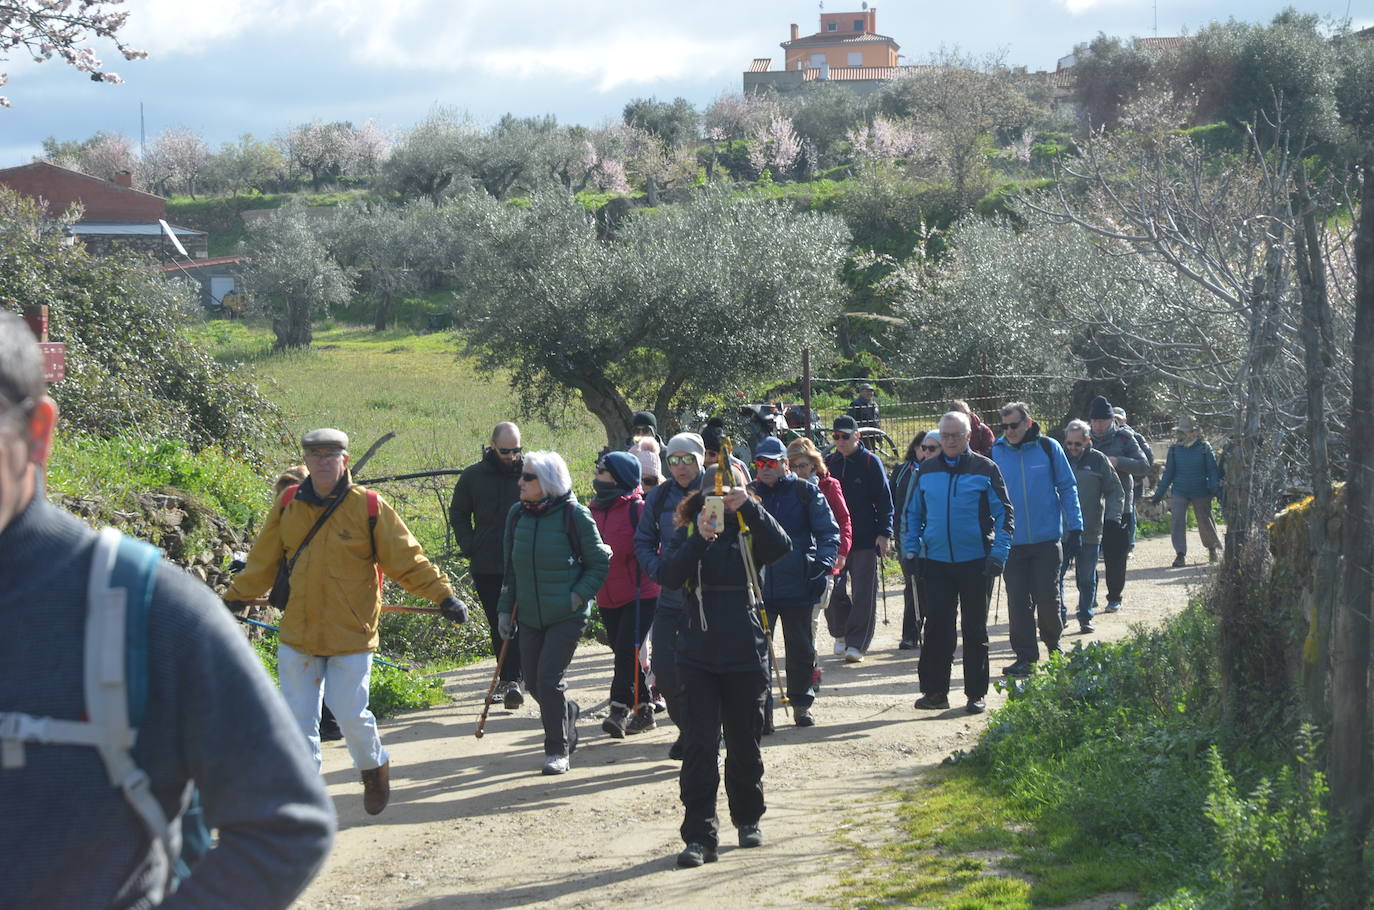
[{"left": 1058, "top": 542, "right": 1100, "bottom": 625}]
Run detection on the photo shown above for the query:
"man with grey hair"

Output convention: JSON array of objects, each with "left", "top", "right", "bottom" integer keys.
[
  {"left": 0, "top": 310, "right": 335, "bottom": 906},
  {"left": 901, "top": 411, "right": 1013, "bottom": 714},
  {"left": 1087, "top": 396, "right": 1148, "bottom": 612},
  {"left": 1060, "top": 420, "right": 1123, "bottom": 634},
  {"left": 450, "top": 421, "right": 526, "bottom": 708},
  {"left": 991, "top": 401, "right": 1082, "bottom": 677}
]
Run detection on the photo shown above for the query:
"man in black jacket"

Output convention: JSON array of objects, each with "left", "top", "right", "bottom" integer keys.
[{"left": 450, "top": 422, "right": 525, "bottom": 707}]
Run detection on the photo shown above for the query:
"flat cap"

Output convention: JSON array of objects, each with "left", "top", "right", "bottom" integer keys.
[{"left": 302, "top": 427, "right": 349, "bottom": 451}]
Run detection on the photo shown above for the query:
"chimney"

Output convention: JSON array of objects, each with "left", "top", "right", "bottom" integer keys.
[
  {"left": 869, "top": 9, "right": 877, "bottom": 33},
  {"left": 790, "top": 23, "right": 799, "bottom": 40},
  {"left": 112, "top": 170, "right": 133, "bottom": 188}
]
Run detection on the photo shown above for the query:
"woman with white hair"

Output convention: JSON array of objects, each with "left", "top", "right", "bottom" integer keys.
[{"left": 496, "top": 451, "right": 611, "bottom": 775}]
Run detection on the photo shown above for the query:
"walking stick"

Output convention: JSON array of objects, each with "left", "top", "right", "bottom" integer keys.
[
  {"left": 879, "top": 555, "right": 890, "bottom": 625},
  {"left": 632, "top": 574, "right": 643, "bottom": 714},
  {"left": 475, "top": 603, "right": 518, "bottom": 739},
  {"left": 993, "top": 574, "right": 1003, "bottom": 626},
  {"left": 231, "top": 614, "right": 411, "bottom": 671}
]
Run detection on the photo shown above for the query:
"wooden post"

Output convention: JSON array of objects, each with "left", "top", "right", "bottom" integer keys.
[{"left": 23, "top": 305, "right": 48, "bottom": 342}]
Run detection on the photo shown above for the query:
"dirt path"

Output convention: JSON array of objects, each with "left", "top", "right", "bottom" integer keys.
[{"left": 294, "top": 535, "right": 1211, "bottom": 909}]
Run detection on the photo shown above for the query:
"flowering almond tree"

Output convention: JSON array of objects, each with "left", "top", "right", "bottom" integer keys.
[{"left": 0, "top": 0, "right": 147, "bottom": 108}]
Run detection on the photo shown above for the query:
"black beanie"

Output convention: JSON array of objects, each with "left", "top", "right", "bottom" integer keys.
[
  {"left": 1088, "top": 396, "right": 1114, "bottom": 420},
  {"left": 631, "top": 410, "right": 657, "bottom": 430}
]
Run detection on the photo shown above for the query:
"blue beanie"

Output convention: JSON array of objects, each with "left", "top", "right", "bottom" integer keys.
[
  {"left": 600, "top": 450, "right": 641, "bottom": 491},
  {"left": 1088, "top": 395, "right": 1114, "bottom": 420}
]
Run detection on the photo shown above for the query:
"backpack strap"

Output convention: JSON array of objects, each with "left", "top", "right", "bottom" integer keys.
[
  {"left": 564, "top": 503, "right": 583, "bottom": 564},
  {"left": 279, "top": 483, "right": 299, "bottom": 511},
  {"left": 1038, "top": 436, "right": 1058, "bottom": 486},
  {"left": 366, "top": 489, "right": 382, "bottom": 590}
]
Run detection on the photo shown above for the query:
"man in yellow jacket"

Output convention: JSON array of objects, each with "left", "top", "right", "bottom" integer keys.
[{"left": 225, "top": 428, "right": 467, "bottom": 815}]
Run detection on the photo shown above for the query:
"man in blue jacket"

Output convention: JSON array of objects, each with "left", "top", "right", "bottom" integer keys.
[
  {"left": 903, "top": 411, "right": 1013, "bottom": 714},
  {"left": 825, "top": 415, "right": 894, "bottom": 663},
  {"left": 635, "top": 432, "right": 707, "bottom": 760},
  {"left": 750, "top": 437, "right": 839, "bottom": 728},
  {"left": 991, "top": 402, "right": 1083, "bottom": 677}
]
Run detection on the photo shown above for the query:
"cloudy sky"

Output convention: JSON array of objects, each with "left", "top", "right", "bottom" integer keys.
[{"left": 1, "top": 0, "right": 1368, "bottom": 166}]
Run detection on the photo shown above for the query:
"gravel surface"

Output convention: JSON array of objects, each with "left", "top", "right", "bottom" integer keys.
[{"left": 294, "top": 533, "right": 1213, "bottom": 909}]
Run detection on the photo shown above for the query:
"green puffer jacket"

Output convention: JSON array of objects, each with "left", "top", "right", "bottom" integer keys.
[{"left": 496, "top": 495, "right": 612, "bottom": 631}]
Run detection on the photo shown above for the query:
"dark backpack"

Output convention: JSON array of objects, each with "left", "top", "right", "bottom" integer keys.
[{"left": 506, "top": 500, "right": 584, "bottom": 565}]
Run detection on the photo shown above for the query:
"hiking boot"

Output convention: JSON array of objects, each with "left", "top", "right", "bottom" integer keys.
[
  {"left": 602, "top": 704, "right": 628, "bottom": 739},
  {"left": 844, "top": 647, "right": 863, "bottom": 663},
  {"left": 676, "top": 842, "right": 718, "bottom": 868},
  {"left": 361, "top": 760, "right": 391, "bottom": 815},
  {"left": 668, "top": 737, "right": 685, "bottom": 761},
  {"left": 1079, "top": 621, "right": 1095, "bottom": 635},
  {"left": 833, "top": 639, "right": 846, "bottom": 656},
  {"left": 503, "top": 681, "right": 524, "bottom": 710},
  {"left": 487, "top": 681, "right": 507, "bottom": 705},
  {"left": 898, "top": 639, "right": 917, "bottom": 650},
  {"left": 1172, "top": 552, "right": 1187, "bottom": 568},
  {"left": 738, "top": 824, "right": 763, "bottom": 848},
  {"left": 793, "top": 706, "right": 815, "bottom": 727},
  {"left": 914, "top": 694, "right": 949, "bottom": 710},
  {"left": 542, "top": 754, "right": 570, "bottom": 775},
  {"left": 1002, "top": 660, "right": 1034, "bottom": 678},
  {"left": 966, "top": 697, "right": 987, "bottom": 715},
  {"left": 625, "top": 704, "right": 657, "bottom": 735}
]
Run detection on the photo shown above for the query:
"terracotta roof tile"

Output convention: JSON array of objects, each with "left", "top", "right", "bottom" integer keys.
[{"left": 783, "top": 31, "right": 899, "bottom": 48}]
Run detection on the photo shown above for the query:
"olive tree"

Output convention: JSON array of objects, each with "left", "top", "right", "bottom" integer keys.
[
  {"left": 240, "top": 202, "right": 354, "bottom": 349},
  {"left": 456, "top": 188, "right": 850, "bottom": 444}
]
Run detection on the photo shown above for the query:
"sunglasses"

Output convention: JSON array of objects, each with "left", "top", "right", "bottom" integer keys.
[
  {"left": 1065, "top": 441, "right": 1086, "bottom": 448},
  {"left": 666, "top": 454, "right": 696, "bottom": 467},
  {"left": 920, "top": 444, "right": 940, "bottom": 452},
  {"left": 497, "top": 446, "right": 522, "bottom": 455},
  {"left": 832, "top": 431, "right": 854, "bottom": 440},
  {"left": 753, "top": 457, "right": 781, "bottom": 469},
  {"left": 999, "top": 420, "right": 1023, "bottom": 431},
  {"left": 520, "top": 472, "right": 538, "bottom": 482}
]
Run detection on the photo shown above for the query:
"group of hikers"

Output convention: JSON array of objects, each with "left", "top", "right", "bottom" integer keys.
[{"left": 0, "top": 309, "right": 1225, "bottom": 902}]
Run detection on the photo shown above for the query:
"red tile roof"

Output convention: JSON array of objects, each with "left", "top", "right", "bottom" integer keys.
[
  {"left": 1135, "top": 36, "right": 1189, "bottom": 55},
  {"left": 783, "top": 31, "right": 899, "bottom": 48}
]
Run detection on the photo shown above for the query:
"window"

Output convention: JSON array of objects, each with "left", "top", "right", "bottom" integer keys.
[
  {"left": 810, "top": 53, "right": 826, "bottom": 67},
  {"left": 827, "top": 21, "right": 837, "bottom": 31},
  {"left": 848, "top": 51, "right": 863, "bottom": 66},
  {"left": 854, "top": 19, "right": 865, "bottom": 31}
]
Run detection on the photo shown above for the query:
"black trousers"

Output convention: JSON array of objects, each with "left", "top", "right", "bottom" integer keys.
[
  {"left": 1100, "top": 518, "right": 1131, "bottom": 604},
  {"left": 1005, "top": 540, "right": 1063, "bottom": 662},
  {"left": 917, "top": 559, "right": 989, "bottom": 699},
  {"left": 679, "top": 664, "right": 768, "bottom": 849},
  {"left": 901, "top": 558, "right": 927, "bottom": 645},
  {"left": 600, "top": 597, "right": 655, "bottom": 708},
  {"left": 472, "top": 571, "right": 521, "bottom": 682},
  {"left": 762, "top": 600, "right": 818, "bottom": 709},
  {"left": 519, "top": 614, "right": 587, "bottom": 757}
]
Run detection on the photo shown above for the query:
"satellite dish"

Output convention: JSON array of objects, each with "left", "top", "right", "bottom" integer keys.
[{"left": 862, "top": 1, "right": 868, "bottom": 8}]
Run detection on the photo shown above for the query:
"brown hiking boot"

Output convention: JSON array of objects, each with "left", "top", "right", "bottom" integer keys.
[{"left": 361, "top": 760, "right": 391, "bottom": 815}]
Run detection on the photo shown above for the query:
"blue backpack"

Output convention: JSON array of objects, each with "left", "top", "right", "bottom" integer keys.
[{"left": 0, "top": 528, "right": 211, "bottom": 896}]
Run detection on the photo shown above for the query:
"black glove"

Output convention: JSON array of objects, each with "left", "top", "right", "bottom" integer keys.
[
  {"left": 1063, "top": 530, "right": 1082, "bottom": 558},
  {"left": 900, "top": 555, "right": 917, "bottom": 580},
  {"left": 439, "top": 595, "right": 469, "bottom": 624},
  {"left": 806, "top": 562, "right": 831, "bottom": 600},
  {"left": 984, "top": 556, "right": 1004, "bottom": 578},
  {"left": 570, "top": 592, "right": 585, "bottom": 610}
]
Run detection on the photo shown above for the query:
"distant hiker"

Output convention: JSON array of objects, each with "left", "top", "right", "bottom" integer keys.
[
  {"left": 450, "top": 422, "right": 527, "bottom": 708},
  {"left": 0, "top": 310, "right": 335, "bottom": 907},
  {"left": 1152, "top": 416, "right": 1222, "bottom": 567},
  {"left": 991, "top": 402, "right": 1082, "bottom": 677},
  {"left": 948, "top": 399, "right": 994, "bottom": 457},
  {"left": 824, "top": 415, "right": 894, "bottom": 663},
  {"left": 1061, "top": 421, "right": 1123, "bottom": 635},
  {"left": 634, "top": 432, "right": 708, "bottom": 760},
  {"left": 785, "top": 437, "right": 851, "bottom": 646},
  {"left": 1088, "top": 396, "right": 1150, "bottom": 613},
  {"left": 702, "top": 420, "right": 752, "bottom": 478},
  {"left": 891, "top": 430, "right": 942, "bottom": 650},
  {"left": 750, "top": 437, "right": 839, "bottom": 729},
  {"left": 225, "top": 428, "right": 467, "bottom": 815},
  {"left": 496, "top": 451, "right": 611, "bottom": 775},
  {"left": 589, "top": 452, "right": 660, "bottom": 738},
  {"left": 661, "top": 464, "right": 792, "bottom": 867},
  {"left": 848, "top": 382, "right": 880, "bottom": 429},
  {"left": 628, "top": 410, "right": 665, "bottom": 449},
  {"left": 1112, "top": 406, "right": 1154, "bottom": 549},
  {"left": 629, "top": 436, "right": 663, "bottom": 490},
  {"left": 903, "top": 411, "right": 1013, "bottom": 715}
]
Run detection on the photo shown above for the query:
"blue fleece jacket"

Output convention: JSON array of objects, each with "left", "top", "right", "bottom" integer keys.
[
  {"left": 991, "top": 423, "right": 1083, "bottom": 546},
  {"left": 903, "top": 449, "right": 1014, "bottom": 564}
]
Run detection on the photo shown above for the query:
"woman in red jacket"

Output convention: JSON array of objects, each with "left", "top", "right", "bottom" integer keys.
[
  {"left": 786, "top": 438, "right": 851, "bottom": 645},
  {"left": 590, "top": 451, "right": 662, "bottom": 737}
]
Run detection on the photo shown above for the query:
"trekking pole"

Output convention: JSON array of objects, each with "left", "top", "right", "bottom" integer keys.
[
  {"left": 632, "top": 576, "right": 643, "bottom": 714},
  {"left": 231, "top": 615, "right": 411, "bottom": 671},
  {"left": 879, "top": 555, "right": 890, "bottom": 625},
  {"left": 993, "top": 574, "right": 1003, "bottom": 626},
  {"left": 245, "top": 598, "right": 443, "bottom": 615},
  {"left": 737, "top": 511, "right": 789, "bottom": 708},
  {"left": 475, "top": 603, "right": 518, "bottom": 739}
]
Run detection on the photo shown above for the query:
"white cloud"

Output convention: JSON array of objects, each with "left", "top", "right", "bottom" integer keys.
[{"left": 1055, "top": 0, "right": 1129, "bottom": 15}]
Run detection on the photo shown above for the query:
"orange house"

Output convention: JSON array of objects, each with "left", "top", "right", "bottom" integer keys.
[{"left": 781, "top": 8, "right": 900, "bottom": 71}]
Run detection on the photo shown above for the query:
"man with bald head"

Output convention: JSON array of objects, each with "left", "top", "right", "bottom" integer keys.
[{"left": 451, "top": 421, "right": 526, "bottom": 707}]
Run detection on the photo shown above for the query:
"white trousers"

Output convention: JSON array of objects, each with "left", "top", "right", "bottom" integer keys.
[{"left": 277, "top": 642, "right": 388, "bottom": 772}]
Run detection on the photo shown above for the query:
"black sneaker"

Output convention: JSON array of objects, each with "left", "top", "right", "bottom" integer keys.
[
  {"left": 898, "top": 639, "right": 916, "bottom": 650},
  {"left": 602, "top": 705, "right": 628, "bottom": 739},
  {"left": 668, "top": 737, "right": 685, "bottom": 761},
  {"left": 914, "top": 694, "right": 950, "bottom": 710},
  {"left": 319, "top": 713, "right": 343, "bottom": 742},
  {"left": 1172, "top": 552, "right": 1187, "bottom": 568},
  {"left": 738, "top": 824, "right": 763, "bottom": 848},
  {"left": 676, "top": 842, "right": 718, "bottom": 868},
  {"left": 1002, "top": 661, "right": 1033, "bottom": 678},
  {"left": 625, "top": 704, "right": 657, "bottom": 735},
  {"left": 503, "top": 681, "right": 524, "bottom": 710},
  {"left": 966, "top": 698, "right": 986, "bottom": 714},
  {"left": 1079, "top": 621, "right": 1095, "bottom": 634}
]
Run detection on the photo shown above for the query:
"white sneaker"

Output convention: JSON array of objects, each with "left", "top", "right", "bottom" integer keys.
[
  {"left": 844, "top": 647, "right": 863, "bottom": 663},
  {"left": 833, "top": 639, "right": 846, "bottom": 656},
  {"left": 542, "top": 754, "right": 570, "bottom": 775}
]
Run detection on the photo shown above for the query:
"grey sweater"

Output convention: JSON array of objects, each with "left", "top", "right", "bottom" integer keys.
[
  {"left": 1068, "top": 447, "right": 1124, "bottom": 546},
  {"left": 0, "top": 494, "right": 335, "bottom": 909}
]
